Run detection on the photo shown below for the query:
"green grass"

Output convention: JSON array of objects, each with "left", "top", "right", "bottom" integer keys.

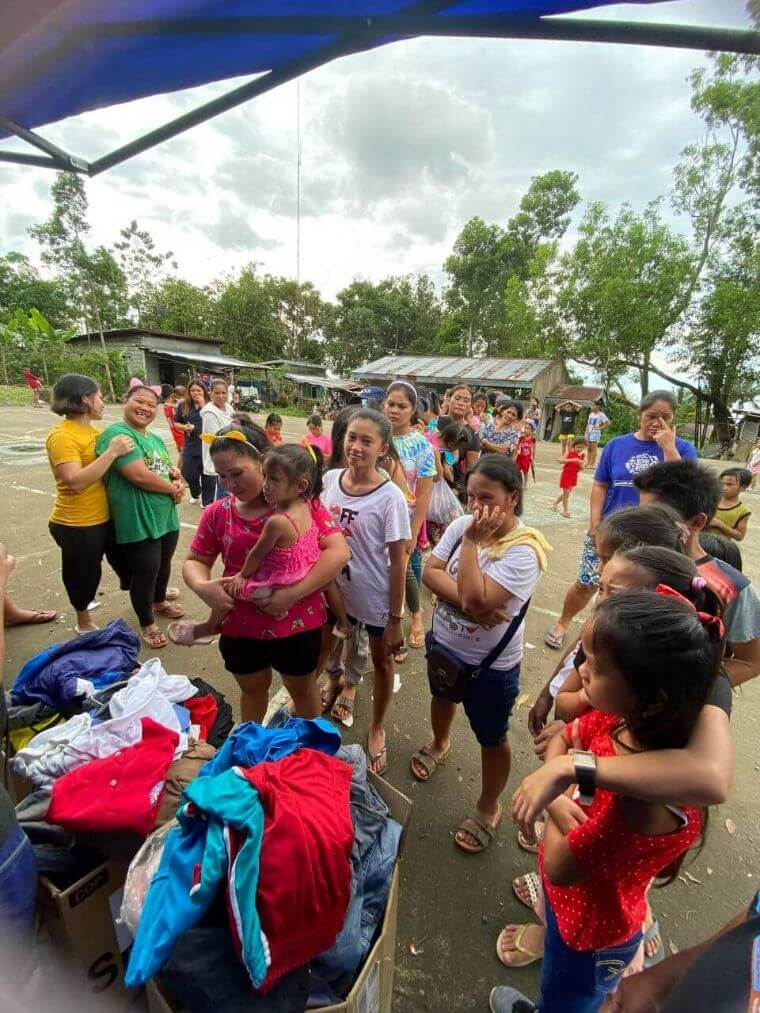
[{"left": 0, "top": 385, "right": 41, "bottom": 406}]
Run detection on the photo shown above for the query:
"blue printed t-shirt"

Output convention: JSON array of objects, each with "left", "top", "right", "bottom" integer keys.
[
  {"left": 594, "top": 433, "right": 698, "bottom": 518},
  {"left": 392, "top": 430, "right": 436, "bottom": 502}
]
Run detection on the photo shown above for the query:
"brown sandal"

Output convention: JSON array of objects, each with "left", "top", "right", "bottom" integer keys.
[
  {"left": 142, "top": 628, "right": 168, "bottom": 649},
  {"left": 153, "top": 602, "right": 186, "bottom": 619},
  {"left": 320, "top": 680, "right": 341, "bottom": 715},
  {"left": 455, "top": 806, "right": 502, "bottom": 853},
  {"left": 410, "top": 743, "right": 450, "bottom": 782}
]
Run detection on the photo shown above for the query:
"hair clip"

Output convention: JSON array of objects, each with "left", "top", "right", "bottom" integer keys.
[
  {"left": 691, "top": 575, "right": 707, "bottom": 591},
  {"left": 697, "top": 612, "right": 725, "bottom": 638},
  {"left": 654, "top": 583, "right": 725, "bottom": 639},
  {"left": 200, "top": 430, "right": 257, "bottom": 452},
  {"left": 129, "top": 377, "right": 162, "bottom": 396},
  {"left": 303, "top": 442, "right": 317, "bottom": 465}
]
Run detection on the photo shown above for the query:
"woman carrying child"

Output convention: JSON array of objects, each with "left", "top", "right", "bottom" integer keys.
[
  {"left": 492, "top": 588, "right": 724, "bottom": 1013},
  {"left": 552, "top": 438, "right": 587, "bottom": 518},
  {"left": 321, "top": 409, "right": 411, "bottom": 773},
  {"left": 177, "top": 424, "right": 350, "bottom": 721}
]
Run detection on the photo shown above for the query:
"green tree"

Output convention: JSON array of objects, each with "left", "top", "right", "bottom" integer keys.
[
  {"left": 322, "top": 275, "right": 443, "bottom": 373},
  {"left": 442, "top": 170, "right": 580, "bottom": 354},
  {"left": 210, "top": 266, "right": 290, "bottom": 362},
  {"left": 114, "top": 220, "right": 175, "bottom": 323},
  {"left": 0, "top": 253, "right": 70, "bottom": 329},
  {"left": 140, "top": 277, "right": 214, "bottom": 335}
]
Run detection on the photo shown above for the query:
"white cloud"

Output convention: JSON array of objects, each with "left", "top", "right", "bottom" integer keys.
[{"left": 0, "top": 0, "right": 749, "bottom": 297}]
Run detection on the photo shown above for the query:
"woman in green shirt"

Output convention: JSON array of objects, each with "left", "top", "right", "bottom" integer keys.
[{"left": 96, "top": 384, "right": 185, "bottom": 648}]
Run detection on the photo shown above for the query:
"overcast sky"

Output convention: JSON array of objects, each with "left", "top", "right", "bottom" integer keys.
[{"left": 0, "top": 1, "right": 751, "bottom": 302}]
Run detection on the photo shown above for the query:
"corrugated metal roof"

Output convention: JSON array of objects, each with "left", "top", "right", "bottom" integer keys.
[
  {"left": 144, "top": 348, "right": 257, "bottom": 369},
  {"left": 549, "top": 385, "right": 606, "bottom": 404},
  {"left": 285, "top": 373, "right": 359, "bottom": 391},
  {"left": 351, "top": 355, "right": 553, "bottom": 385}
]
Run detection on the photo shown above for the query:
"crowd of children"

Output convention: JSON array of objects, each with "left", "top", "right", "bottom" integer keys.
[{"left": 4, "top": 372, "right": 760, "bottom": 1012}]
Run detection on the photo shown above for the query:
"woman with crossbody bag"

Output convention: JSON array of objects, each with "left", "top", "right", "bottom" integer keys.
[{"left": 411, "top": 456, "right": 550, "bottom": 853}]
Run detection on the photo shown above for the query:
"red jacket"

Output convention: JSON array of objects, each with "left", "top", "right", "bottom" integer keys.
[{"left": 239, "top": 749, "right": 353, "bottom": 991}]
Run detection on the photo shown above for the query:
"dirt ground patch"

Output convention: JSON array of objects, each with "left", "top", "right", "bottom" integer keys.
[{"left": 2, "top": 405, "right": 757, "bottom": 1012}]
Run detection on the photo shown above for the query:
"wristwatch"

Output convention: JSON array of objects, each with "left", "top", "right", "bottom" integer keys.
[{"left": 574, "top": 751, "right": 597, "bottom": 806}]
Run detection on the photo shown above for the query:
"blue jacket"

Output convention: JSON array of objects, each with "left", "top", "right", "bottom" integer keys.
[
  {"left": 198, "top": 715, "right": 341, "bottom": 779},
  {"left": 12, "top": 619, "right": 140, "bottom": 709},
  {"left": 125, "top": 768, "right": 267, "bottom": 989}
]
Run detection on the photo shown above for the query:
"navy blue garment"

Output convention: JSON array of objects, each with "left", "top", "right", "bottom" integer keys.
[
  {"left": 310, "top": 745, "right": 402, "bottom": 994},
  {"left": 12, "top": 620, "right": 140, "bottom": 709}
]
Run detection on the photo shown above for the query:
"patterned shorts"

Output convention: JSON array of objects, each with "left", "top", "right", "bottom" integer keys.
[{"left": 578, "top": 531, "right": 601, "bottom": 587}]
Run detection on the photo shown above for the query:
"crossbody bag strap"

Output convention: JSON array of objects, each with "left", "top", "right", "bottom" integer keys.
[{"left": 478, "top": 596, "right": 532, "bottom": 673}]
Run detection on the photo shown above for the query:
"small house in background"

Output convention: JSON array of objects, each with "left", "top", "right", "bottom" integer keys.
[
  {"left": 542, "top": 384, "right": 607, "bottom": 441},
  {"left": 68, "top": 328, "right": 260, "bottom": 388},
  {"left": 352, "top": 354, "right": 568, "bottom": 405},
  {"left": 259, "top": 359, "right": 359, "bottom": 410},
  {"left": 734, "top": 408, "right": 760, "bottom": 462}
]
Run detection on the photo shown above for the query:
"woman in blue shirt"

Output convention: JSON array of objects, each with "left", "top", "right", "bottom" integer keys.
[{"left": 543, "top": 390, "right": 697, "bottom": 651}]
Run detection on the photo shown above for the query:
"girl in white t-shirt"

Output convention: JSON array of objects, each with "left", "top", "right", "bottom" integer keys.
[
  {"left": 321, "top": 408, "right": 411, "bottom": 774},
  {"left": 411, "top": 455, "right": 548, "bottom": 854}
]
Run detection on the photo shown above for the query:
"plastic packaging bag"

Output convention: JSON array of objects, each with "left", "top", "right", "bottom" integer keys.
[
  {"left": 120, "top": 819, "right": 176, "bottom": 935},
  {"left": 427, "top": 479, "right": 464, "bottom": 527}
]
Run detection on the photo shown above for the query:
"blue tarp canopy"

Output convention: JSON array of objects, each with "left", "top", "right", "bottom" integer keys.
[{"left": 1, "top": 1, "right": 756, "bottom": 176}]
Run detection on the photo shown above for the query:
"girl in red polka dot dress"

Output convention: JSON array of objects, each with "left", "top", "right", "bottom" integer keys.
[{"left": 493, "top": 588, "right": 724, "bottom": 1013}]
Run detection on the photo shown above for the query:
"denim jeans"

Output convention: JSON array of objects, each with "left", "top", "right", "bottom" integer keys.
[
  {"left": 0, "top": 824, "right": 37, "bottom": 937},
  {"left": 537, "top": 896, "right": 642, "bottom": 1013}
]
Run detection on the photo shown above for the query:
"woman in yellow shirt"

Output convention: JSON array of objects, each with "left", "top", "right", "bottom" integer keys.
[{"left": 46, "top": 375, "right": 135, "bottom": 634}]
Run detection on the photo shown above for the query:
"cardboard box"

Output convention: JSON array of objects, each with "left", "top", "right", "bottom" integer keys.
[
  {"left": 37, "top": 860, "right": 138, "bottom": 1009},
  {"left": 146, "top": 772, "right": 413, "bottom": 1013}
]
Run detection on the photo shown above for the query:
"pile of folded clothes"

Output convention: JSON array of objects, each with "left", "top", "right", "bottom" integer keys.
[
  {"left": 7, "top": 621, "right": 232, "bottom": 881},
  {"left": 122, "top": 710, "right": 404, "bottom": 1012}
]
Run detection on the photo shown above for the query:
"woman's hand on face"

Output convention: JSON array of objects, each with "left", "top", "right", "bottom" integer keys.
[
  {"left": 382, "top": 616, "right": 404, "bottom": 657},
  {"left": 465, "top": 505, "right": 507, "bottom": 545},
  {"left": 108, "top": 434, "right": 135, "bottom": 458},
  {"left": 652, "top": 424, "right": 677, "bottom": 453}
]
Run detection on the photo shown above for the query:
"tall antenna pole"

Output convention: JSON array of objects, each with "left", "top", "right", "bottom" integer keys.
[{"left": 296, "top": 80, "right": 302, "bottom": 286}]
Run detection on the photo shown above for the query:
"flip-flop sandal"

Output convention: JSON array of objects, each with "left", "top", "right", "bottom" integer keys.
[
  {"left": 642, "top": 916, "right": 664, "bottom": 968},
  {"left": 164, "top": 587, "right": 180, "bottom": 601},
  {"left": 331, "top": 694, "right": 355, "bottom": 722},
  {"left": 394, "top": 648, "right": 408, "bottom": 664},
  {"left": 320, "top": 681, "right": 341, "bottom": 715},
  {"left": 513, "top": 872, "right": 542, "bottom": 915},
  {"left": 544, "top": 627, "right": 565, "bottom": 650},
  {"left": 153, "top": 602, "right": 186, "bottom": 619},
  {"left": 517, "top": 820, "right": 546, "bottom": 853},
  {"left": 495, "top": 924, "right": 544, "bottom": 968},
  {"left": 455, "top": 808, "right": 502, "bottom": 854},
  {"left": 75, "top": 624, "right": 99, "bottom": 636},
  {"left": 167, "top": 621, "right": 216, "bottom": 647},
  {"left": 408, "top": 631, "right": 425, "bottom": 649},
  {"left": 367, "top": 745, "right": 387, "bottom": 777},
  {"left": 410, "top": 744, "right": 451, "bottom": 782},
  {"left": 142, "top": 629, "right": 168, "bottom": 649}
]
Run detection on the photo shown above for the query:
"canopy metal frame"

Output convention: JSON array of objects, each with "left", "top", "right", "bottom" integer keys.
[{"left": 1, "top": 5, "right": 757, "bottom": 177}]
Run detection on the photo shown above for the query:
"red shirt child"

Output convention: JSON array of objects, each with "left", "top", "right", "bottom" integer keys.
[
  {"left": 540, "top": 709, "right": 701, "bottom": 951},
  {"left": 515, "top": 431, "right": 536, "bottom": 475},
  {"left": 559, "top": 448, "right": 585, "bottom": 489},
  {"left": 163, "top": 402, "right": 185, "bottom": 451}
]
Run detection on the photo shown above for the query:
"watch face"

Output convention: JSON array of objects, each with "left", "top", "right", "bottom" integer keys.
[{"left": 575, "top": 753, "right": 596, "bottom": 772}]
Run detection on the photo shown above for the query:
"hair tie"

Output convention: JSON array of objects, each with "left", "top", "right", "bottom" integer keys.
[
  {"left": 691, "top": 575, "right": 707, "bottom": 591},
  {"left": 129, "top": 377, "right": 162, "bottom": 396},
  {"left": 697, "top": 612, "right": 726, "bottom": 639},
  {"left": 304, "top": 442, "right": 317, "bottom": 465},
  {"left": 654, "top": 583, "right": 725, "bottom": 639}
]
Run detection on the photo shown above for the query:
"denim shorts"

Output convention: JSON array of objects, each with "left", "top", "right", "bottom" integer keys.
[
  {"left": 537, "top": 896, "right": 642, "bottom": 1013},
  {"left": 431, "top": 662, "right": 521, "bottom": 747},
  {"left": 577, "top": 532, "right": 601, "bottom": 588}
]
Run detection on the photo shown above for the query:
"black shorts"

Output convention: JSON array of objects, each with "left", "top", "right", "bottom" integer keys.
[{"left": 219, "top": 627, "right": 322, "bottom": 677}]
